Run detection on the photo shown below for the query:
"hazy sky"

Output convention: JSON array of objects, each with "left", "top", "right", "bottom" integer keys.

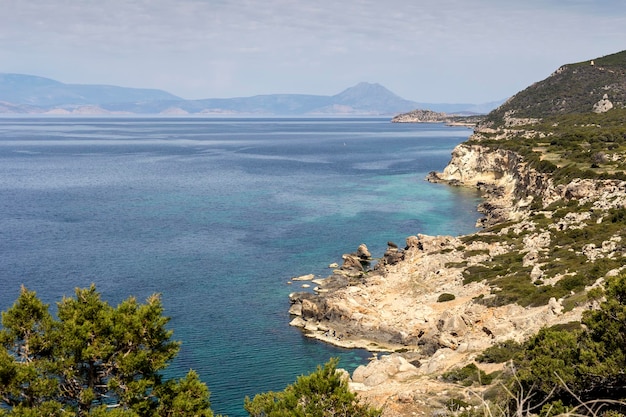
[{"left": 2, "top": 0, "right": 626, "bottom": 103}]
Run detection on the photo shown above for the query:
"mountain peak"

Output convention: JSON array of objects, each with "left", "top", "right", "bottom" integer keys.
[
  {"left": 332, "top": 82, "right": 417, "bottom": 113},
  {"left": 335, "top": 82, "right": 401, "bottom": 99},
  {"left": 0, "top": 74, "right": 495, "bottom": 115}
]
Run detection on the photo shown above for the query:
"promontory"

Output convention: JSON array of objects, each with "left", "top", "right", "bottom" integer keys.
[{"left": 289, "top": 50, "right": 626, "bottom": 417}]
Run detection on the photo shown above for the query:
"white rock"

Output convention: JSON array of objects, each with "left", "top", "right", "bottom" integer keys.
[{"left": 292, "top": 273, "right": 315, "bottom": 281}]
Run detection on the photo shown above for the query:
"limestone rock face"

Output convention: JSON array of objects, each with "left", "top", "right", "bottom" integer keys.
[
  {"left": 341, "top": 254, "right": 366, "bottom": 271},
  {"left": 301, "top": 299, "right": 321, "bottom": 320},
  {"left": 593, "top": 93, "right": 614, "bottom": 113},
  {"left": 339, "top": 243, "right": 373, "bottom": 273},
  {"left": 437, "top": 144, "right": 521, "bottom": 187},
  {"left": 352, "top": 354, "right": 420, "bottom": 386},
  {"left": 429, "top": 143, "right": 626, "bottom": 227},
  {"left": 437, "top": 311, "right": 469, "bottom": 337},
  {"left": 377, "top": 242, "right": 404, "bottom": 267},
  {"left": 286, "top": 129, "right": 626, "bottom": 415},
  {"left": 428, "top": 143, "right": 554, "bottom": 226}
]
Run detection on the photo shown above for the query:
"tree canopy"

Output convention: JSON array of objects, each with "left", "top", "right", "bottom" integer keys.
[
  {"left": 244, "top": 358, "right": 381, "bottom": 417},
  {"left": 510, "top": 272, "right": 626, "bottom": 414},
  {"left": 0, "top": 285, "right": 214, "bottom": 416}
]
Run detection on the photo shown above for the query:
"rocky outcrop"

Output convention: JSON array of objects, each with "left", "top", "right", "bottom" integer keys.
[
  {"left": 427, "top": 141, "right": 626, "bottom": 226},
  {"left": 352, "top": 354, "right": 420, "bottom": 387},
  {"left": 287, "top": 125, "right": 626, "bottom": 415},
  {"left": 426, "top": 143, "right": 555, "bottom": 226},
  {"left": 391, "top": 109, "right": 483, "bottom": 127},
  {"left": 391, "top": 109, "right": 451, "bottom": 123},
  {"left": 289, "top": 232, "right": 585, "bottom": 362},
  {"left": 593, "top": 93, "right": 614, "bottom": 113}
]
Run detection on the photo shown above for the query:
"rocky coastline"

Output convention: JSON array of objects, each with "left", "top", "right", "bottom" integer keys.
[
  {"left": 286, "top": 125, "right": 626, "bottom": 416},
  {"left": 391, "top": 108, "right": 485, "bottom": 127}
]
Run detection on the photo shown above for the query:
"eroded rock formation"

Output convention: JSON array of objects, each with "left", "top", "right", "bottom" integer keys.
[{"left": 287, "top": 128, "right": 626, "bottom": 416}]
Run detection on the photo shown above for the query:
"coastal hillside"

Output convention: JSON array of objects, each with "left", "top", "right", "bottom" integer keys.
[
  {"left": 288, "top": 51, "right": 626, "bottom": 416},
  {"left": 484, "top": 50, "right": 626, "bottom": 126}
]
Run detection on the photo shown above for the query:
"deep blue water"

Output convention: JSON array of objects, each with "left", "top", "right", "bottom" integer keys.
[{"left": 0, "top": 117, "right": 480, "bottom": 416}]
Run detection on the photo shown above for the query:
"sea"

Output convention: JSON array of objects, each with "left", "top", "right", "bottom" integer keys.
[{"left": 0, "top": 117, "right": 481, "bottom": 416}]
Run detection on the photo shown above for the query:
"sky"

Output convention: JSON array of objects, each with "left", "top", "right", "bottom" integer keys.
[{"left": 2, "top": 0, "right": 626, "bottom": 104}]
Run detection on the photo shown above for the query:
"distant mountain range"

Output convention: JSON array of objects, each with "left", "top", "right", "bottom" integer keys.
[{"left": 0, "top": 73, "right": 502, "bottom": 116}]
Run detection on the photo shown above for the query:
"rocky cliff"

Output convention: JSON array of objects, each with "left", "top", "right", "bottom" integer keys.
[
  {"left": 286, "top": 50, "right": 626, "bottom": 415},
  {"left": 287, "top": 124, "right": 626, "bottom": 415}
]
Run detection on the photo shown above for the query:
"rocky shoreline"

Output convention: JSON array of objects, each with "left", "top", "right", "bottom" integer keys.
[
  {"left": 391, "top": 109, "right": 485, "bottom": 127},
  {"left": 286, "top": 127, "right": 626, "bottom": 415}
]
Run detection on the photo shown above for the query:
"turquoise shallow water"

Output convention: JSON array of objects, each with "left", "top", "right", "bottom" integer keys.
[{"left": 0, "top": 118, "right": 480, "bottom": 416}]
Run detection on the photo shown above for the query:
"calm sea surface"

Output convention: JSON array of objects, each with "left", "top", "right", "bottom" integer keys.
[{"left": 0, "top": 117, "right": 480, "bottom": 416}]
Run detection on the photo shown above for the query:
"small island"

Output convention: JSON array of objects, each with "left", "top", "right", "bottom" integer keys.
[{"left": 391, "top": 108, "right": 485, "bottom": 127}]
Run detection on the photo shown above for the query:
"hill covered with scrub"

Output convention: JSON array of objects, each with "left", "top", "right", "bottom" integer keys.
[
  {"left": 288, "top": 50, "right": 626, "bottom": 416},
  {"left": 484, "top": 49, "right": 626, "bottom": 124}
]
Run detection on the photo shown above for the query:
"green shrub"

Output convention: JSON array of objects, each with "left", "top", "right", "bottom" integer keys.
[
  {"left": 244, "top": 358, "right": 381, "bottom": 417},
  {"left": 476, "top": 340, "right": 523, "bottom": 363},
  {"left": 443, "top": 363, "right": 492, "bottom": 386},
  {"left": 446, "top": 398, "right": 470, "bottom": 411},
  {"left": 437, "top": 293, "right": 456, "bottom": 302},
  {"left": 504, "top": 273, "right": 626, "bottom": 415}
]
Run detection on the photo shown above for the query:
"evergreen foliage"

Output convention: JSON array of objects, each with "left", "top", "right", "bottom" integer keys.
[
  {"left": 509, "top": 273, "right": 626, "bottom": 412},
  {"left": 437, "top": 293, "right": 456, "bottom": 302},
  {"left": 243, "top": 358, "right": 381, "bottom": 417},
  {"left": 442, "top": 363, "right": 493, "bottom": 386},
  {"left": 0, "top": 285, "right": 215, "bottom": 417},
  {"left": 476, "top": 340, "right": 523, "bottom": 364}
]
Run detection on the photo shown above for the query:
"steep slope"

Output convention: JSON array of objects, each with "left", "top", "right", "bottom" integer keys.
[{"left": 484, "top": 50, "right": 626, "bottom": 126}]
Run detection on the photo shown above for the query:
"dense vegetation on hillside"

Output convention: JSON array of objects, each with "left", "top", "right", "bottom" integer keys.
[
  {"left": 484, "top": 50, "right": 626, "bottom": 124},
  {"left": 454, "top": 206, "right": 626, "bottom": 309}
]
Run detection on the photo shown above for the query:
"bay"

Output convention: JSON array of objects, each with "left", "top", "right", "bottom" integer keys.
[{"left": 0, "top": 117, "right": 480, "bottom": 416}]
